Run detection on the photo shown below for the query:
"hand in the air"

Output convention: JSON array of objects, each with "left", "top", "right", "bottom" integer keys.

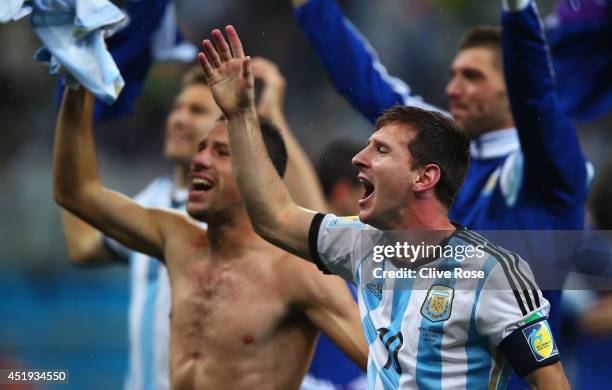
[
  {"left": 251, "top": 57, "right": 287, "bottom": 118},
  {"left": 197, "top": 25, "right": 255, "bottom": 118}
]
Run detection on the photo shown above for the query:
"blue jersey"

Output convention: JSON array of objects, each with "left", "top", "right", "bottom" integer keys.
[
  {"left": 295, "top": 0, "right": 590, "bottom": 340},
  {"left": 310, "top": 214, "right": 560, "bottom": 389},
  {"left": 104, "top": 177, "right": 183, "bottom": 390}
]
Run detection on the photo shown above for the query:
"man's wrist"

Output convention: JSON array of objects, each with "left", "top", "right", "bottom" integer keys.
[{"left": 225, "top": 106, "right": 258, "bottom": 121}]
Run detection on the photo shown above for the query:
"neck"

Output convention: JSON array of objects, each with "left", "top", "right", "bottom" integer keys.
[
  {"left": 173, "top": 163, "right": 190, "bottom": 189},
  {"left": 480, "top": 116, "right": 515, "bottom": 137},
  {"left": 206, "top": 212, "right": 266, "bottom": 258},
  {"left": 390, "top": 198, "right": 454, "bottom": 231}
]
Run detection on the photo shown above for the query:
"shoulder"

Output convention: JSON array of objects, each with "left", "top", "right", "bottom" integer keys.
[
  {"left": 274, "top": 249, "right": 345, "bottom": 302},
  {"left": 452, "top": 228, "right": 528, "bottom": 282},
  {"left": 156, "top": 208, "right": 207, "bottom": 242}
]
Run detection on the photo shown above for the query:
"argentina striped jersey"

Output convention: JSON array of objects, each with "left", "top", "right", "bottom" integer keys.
[{"left": 308, "top": 214, "right": 559, "bottom": 390}]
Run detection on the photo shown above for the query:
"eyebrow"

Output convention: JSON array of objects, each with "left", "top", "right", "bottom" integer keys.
[
  {"left": 212, "top": 141, "right": 229, "bottom": 149},
  {"left": 369, "top": 137, "right": 392, "bottom": 150}
]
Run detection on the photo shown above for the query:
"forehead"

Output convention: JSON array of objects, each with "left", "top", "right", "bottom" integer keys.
[
  {"left": 199, "top": 121, "right": 228, "bottom": 145},
  {"left": 451, "top": 46, "right": 500, "bottom": 72},
  {"left": 371, "top": 122, "right": 415, "bottom": 145},
  {"left": 176, "top": 84, "right": 215, "bottom": 105}
]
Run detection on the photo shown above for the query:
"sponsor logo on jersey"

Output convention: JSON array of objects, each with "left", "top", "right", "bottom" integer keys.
[
  {"left": 522, "top": 320, "right": 559, "bottom": 362},
  {"left": 421, "top": 284, "right": 454, "bottom": 322}
]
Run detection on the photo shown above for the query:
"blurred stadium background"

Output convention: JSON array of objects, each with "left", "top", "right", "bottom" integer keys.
[{"left": 0, "top": 0, "right": 610, "bottom": 388}]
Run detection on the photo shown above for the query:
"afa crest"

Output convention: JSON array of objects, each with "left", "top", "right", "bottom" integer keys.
[
  {"left": 522, "top": 320, "right": 558, "bottom": 362},
  {"left": 421, "top": 285, "right": 454, "bottom": 322}
]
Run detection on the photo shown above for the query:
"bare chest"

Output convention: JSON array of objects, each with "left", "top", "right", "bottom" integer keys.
[{"left": 169, "top": 256, "right": 298, "bottom": 355}]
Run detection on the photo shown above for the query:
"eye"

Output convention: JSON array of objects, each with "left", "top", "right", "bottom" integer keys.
[
  {"left": 463, "top": 69, "right": 482, "bottom": 81},
  {"left": 377, "top": 145, "right": 389, "bottom": 154},
  {"left": 218, "top": 148, "right": 230, "bottom": 157},
  {"left": 190, "top": 105, "right": 206, "bottom": 114}
]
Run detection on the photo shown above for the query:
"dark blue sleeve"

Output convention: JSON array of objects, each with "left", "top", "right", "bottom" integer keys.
[
  {"left": 294, "top": 0, "right": 445, "bottom": 124},
  {"left": 501, "top": 2, "right": 590, "bottom": 206}
]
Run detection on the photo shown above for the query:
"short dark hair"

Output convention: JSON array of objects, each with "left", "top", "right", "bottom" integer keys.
[
  {"left": 375, "top": 105, "right": 470, "bottom": 208},
  {"left": 259, "top": 117, "right": 288, "bottom": 178},
  {"left": 458, "top": 25, "right": 502, "bottom": 68},
  {"left": 215, "top": 115, "right": 287, "bottom": 177},
  {"left": 458, "top": 25, "right": 502, "bottom": 50},
  {"left": 316, "top": 140, "right": 362, "bottom": 197},
  {"left": 181, "top": 65, "right": 209, "bottom": 88}
]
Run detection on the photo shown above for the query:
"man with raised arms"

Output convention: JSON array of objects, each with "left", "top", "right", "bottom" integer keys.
[
  {"left": 60, "top": 58, "right": 352, "bottom": 389},
  {"left": 197, "top": 25, "right": 570, "bottom": 389},
  {"left": 52, "top": 65, "right": 367, "bottom": 389}
]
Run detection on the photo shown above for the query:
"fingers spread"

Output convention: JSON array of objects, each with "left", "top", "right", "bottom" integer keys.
[
  {"left": 226, "top": 25, "right": 245, "bottom": 58},
  {"left": 197, "top": 52, "right": 214, "bottom": 78},
  {"left": 212, "top": 29, "right": 232, "bottom": 61},
  {"left": 202, "top": 39, "right": 222, "bottom": 68}
]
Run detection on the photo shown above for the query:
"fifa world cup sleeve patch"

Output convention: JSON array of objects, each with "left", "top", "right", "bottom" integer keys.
[{"left": 499, "top": 318, "right": 560, "bottom": 377}]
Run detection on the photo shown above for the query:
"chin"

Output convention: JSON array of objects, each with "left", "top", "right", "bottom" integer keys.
[
  {"left": 358, "top": 208, "right": 374, "bottom": 226},
  {"left": 186, "top": 204, "right": 209, "bottom": 222},
  {"left": 165, "top": 148, "right": 192, "bottom": 163}
]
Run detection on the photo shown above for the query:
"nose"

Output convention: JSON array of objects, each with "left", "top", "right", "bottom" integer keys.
[
  {"left": 445, "top": 76, "right": 461, "bottom": 99},
  {"left": 169, "top": 106, "right": 190, "bottom": 129},
  {"left": 351, "top": 147, "right": 369, "bottom": 170},
  {"left": 191, "top": 147, "right": 213, "bottom": 172}
]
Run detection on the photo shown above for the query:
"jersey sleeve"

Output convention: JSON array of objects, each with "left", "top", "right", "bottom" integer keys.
[
  {"left": 501, "top": 1, "right": 590, "bottom": 206},
  {"left": 475, "top": 252, "right": 559, "bottom": 376},
  {"left": 308, "top": 213, "right": 368, "bottom": 282},
  {"left": 294, "top": 0, "right": 447, "bottom": 124}
]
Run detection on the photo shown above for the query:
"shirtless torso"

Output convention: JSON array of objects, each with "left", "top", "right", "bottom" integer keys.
[
  {"left": 166, "top": 219, "right": 340, "bottom": 389},
  {"left": 53, "top": 88, "right": 366, "bottom": 390}
]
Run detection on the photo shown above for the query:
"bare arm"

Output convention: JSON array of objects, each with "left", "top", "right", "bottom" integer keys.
[
  {"left": 524, "top": 363, "right": 570, "bottom": 390},
  {"left": 61, "top": 210, "right": 113, "bottom": 264},
  {"left": 297, "top": 267, "right": 367, "bottom": 369},
  {"left": 53, "top": 87, "right": 168, "bottom": 260},
  {"left": 252, "top": 57, "right": 327, "bottom": 212},
  {"left": 197, "top": 27, "right": 317, "bottom": 260}
]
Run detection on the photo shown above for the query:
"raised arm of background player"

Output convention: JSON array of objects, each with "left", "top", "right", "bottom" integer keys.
[
  {"left": 53, "top": 87, "right": 186, "bottom": 262},
  {"left": 291, "top": 0, "right": 446, "bottom": 123},
  {"left": 60, "top": 57, "right": 326, "bottom": 265},
  {"left": 501, "top": 0, "right": 589, "bottom": 211},
  {"left": 251, "top": 56, "right": 327, "bottom": 212}
]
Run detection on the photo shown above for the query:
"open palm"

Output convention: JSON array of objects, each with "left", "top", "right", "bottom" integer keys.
[{"left": 198, "top": 26, "right": 255, "bottom": 117}]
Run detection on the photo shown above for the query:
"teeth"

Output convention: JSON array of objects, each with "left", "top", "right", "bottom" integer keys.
[
  {"left": 193, "top": 178, "right": 212, "bottom": 186},
  {"left": 192, "top": 177, "right": 213, "bottom": 191},
  {"left": 359, "top": 178, "right": 374, "bottom": 188}
]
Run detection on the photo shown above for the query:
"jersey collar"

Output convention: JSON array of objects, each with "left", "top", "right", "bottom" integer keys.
[
  {"left": 171, "top": 187, "right": 188, "bottom": 209},
  {"left": 470, "top": 128, "right": 520, "bottom": 160}
]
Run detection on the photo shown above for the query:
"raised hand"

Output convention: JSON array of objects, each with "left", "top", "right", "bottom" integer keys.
[
  {"left": 251, "top": 57, "right": 287, "bottom": 119},
  {"left": 197, "top": 26, "right": 255, "bottom": 118}
]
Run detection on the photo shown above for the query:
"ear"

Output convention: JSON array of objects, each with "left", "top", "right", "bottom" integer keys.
[{"left": 412, "top": 164, "right": 441, "bottom": 194}]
